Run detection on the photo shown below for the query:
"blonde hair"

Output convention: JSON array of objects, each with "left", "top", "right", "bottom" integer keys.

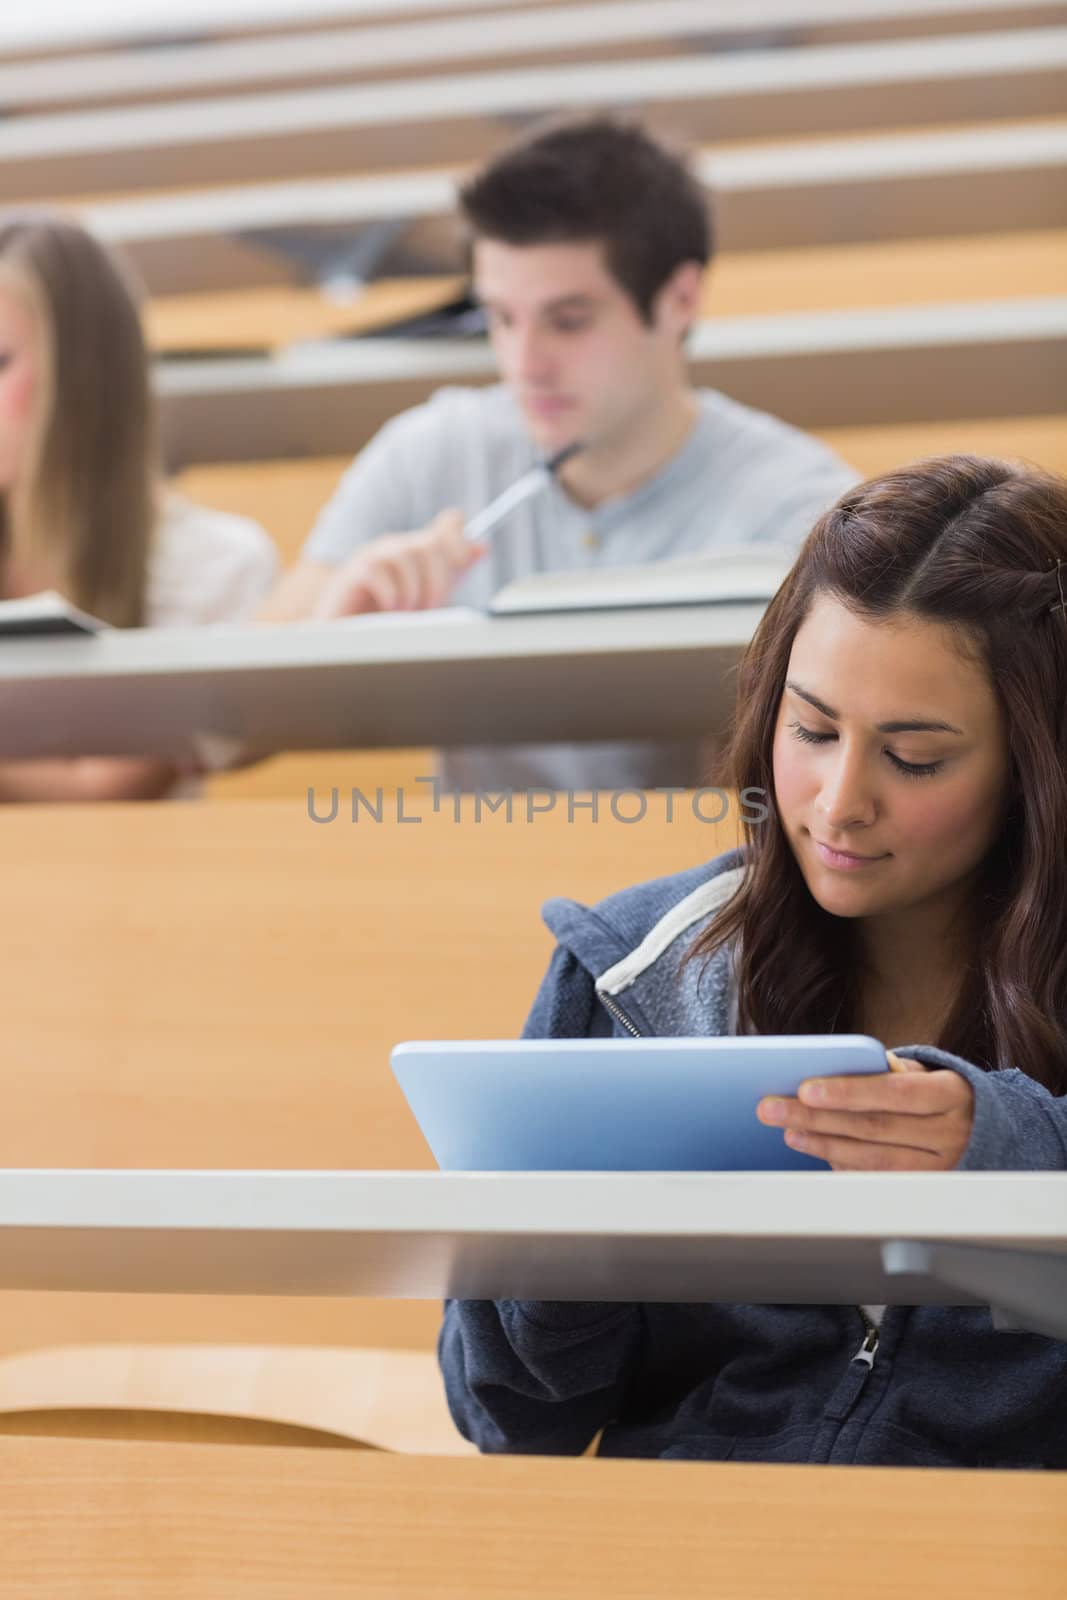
[{"left": 0, "top": 213, "right": 157, "bottom": 626}]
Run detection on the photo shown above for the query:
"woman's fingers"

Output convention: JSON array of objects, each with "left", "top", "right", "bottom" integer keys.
[
  {"left": 783, "top": 1129, "right": 944, "bottom": 1170},
  {"left": 757, "top": 1066, "right": 975, "bottom": 1169},
  {"left": 760, "top": 1099, "right": 944, "bottom": 1154},
  {"left": 796, "top": 1069, "right": 963, "bottom": 1114}
]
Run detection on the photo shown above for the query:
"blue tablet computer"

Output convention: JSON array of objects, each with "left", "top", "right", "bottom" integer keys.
[{"left": 390, "top": 1036, "right": 889, "bottom": 1173}]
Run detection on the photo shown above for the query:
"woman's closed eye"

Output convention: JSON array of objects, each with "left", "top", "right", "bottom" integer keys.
[{"left": 786, "top": 719, "right": 945, "bottom": 780}]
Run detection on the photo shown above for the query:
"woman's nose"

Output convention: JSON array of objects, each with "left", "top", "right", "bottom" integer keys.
[{"left": 814, "top": 752, "right": 878, "bottom": 830}]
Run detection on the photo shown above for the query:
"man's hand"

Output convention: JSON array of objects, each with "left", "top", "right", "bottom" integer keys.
[
  {"left": 756, "top": 1051, "right": 975, "bottom": 1171},
  {"left": 314, "top": 510, "right": 487, "bottom": 618}
]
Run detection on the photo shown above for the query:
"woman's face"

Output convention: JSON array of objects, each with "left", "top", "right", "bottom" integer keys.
[
  {"left": 772, "top": 592, "right": 1011, "bottom": 930},
  {"left": 0, "top": 280, "right": 42, "bottom": 494}
]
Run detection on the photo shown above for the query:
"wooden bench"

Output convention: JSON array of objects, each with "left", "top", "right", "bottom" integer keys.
[
  {"left": 157, "top": 298, "right": 1067, "bottom": 465},
  {"left": 78, "top": 119, "right": 1067, "bottom": 296},
  {"left": 4, "top": 28, "right": 1064, "bottom": 198},
  {"left": 0, "top": 797, "right": 740, "bottom": 1357},
  {"left": 9, "top": 1, "right": 1066, "bottom": 118},
  {"left": 144, "top": 228, "right": 1067, "bottom": 354},
  {"left": 0, "top": 0, "right": 581, "bottom": 67}
]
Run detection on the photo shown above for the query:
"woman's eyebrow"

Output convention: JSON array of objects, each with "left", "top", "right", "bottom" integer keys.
[{"left": 785, "top": 680, "right": 965, "bottom": 736}]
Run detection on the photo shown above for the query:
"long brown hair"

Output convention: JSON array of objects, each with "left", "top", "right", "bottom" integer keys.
[
  {"left": 694, "top": 455, "right": 1067, "bottom": 1092},
  {"left": 0, "top": 213, "right": 157, "bottom": 626}
]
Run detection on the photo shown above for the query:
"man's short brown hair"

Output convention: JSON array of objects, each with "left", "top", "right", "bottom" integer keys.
[{"left": 458, "top": 116, "right": 713, "bottom": 323}]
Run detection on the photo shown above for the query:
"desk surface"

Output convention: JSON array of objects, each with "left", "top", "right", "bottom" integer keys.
[
  {"left": 143, "top": 230, "right": 1067, "bottom": 355},
  {"left": 0, "top": 0, "right": 824, "bottom": 115},
  {"left": 0, "top": 602, "right": 763, "bottom": 759},
  {"left": 0, "top": 1170, "right": 1062, "bottom": 1303},
  {"left": 4, "top": 28, "right": 1064, "bottom": 169},
  {"left": 0, "top": 0, "right": 564, "bottom": 57},
  {"left": 153, "top": 297, "right": 1067, "bottom": 465},
  {"left": 2, "top": 1434, "right": 1065, "bottom": 1599},
  {"left": 85, "top": 123, "right": 1067, "bottom": 296},
  {"left": 12, "top": 0, "right": 1062, "bottom": 117},
  {"left": 5, "top": 31, "right": 1067, "bottom": 205}
]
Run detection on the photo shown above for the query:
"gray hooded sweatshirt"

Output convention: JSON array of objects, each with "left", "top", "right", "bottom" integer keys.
[{"left": 440, "top": 848, "right": 1067, "bottom": 1467}]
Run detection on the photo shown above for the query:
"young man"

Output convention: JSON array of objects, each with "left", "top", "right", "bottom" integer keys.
[{"left": 262, "top": 117, "right": 857, "bottom": 791}]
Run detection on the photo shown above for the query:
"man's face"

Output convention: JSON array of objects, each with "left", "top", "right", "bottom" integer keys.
[{"left": 472, "top": 237, "right": 692, "bottom": 455}]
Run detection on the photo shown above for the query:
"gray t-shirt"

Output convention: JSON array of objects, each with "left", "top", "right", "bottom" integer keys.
[{"left": 306, "top": 385, "right": 857, "bottom": 791}]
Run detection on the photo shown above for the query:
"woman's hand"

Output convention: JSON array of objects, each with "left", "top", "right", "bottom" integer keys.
[
  {"left": 756, "top": 1052, "right": 975, "bottom": 1170},
  {"left": 0, "top": 757, "right": 178, "bottom": 803}
]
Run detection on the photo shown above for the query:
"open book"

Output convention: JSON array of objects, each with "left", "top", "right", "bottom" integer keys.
[
  {"left": 488, "top": 545, "right": 796, "bottom": 617},
  {"left": 0, "top": 591, "right": 108, "bottom": 637}
]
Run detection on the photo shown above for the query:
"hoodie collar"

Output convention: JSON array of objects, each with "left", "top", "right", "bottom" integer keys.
[{"left": 541, "top": 852, "right": 746, "bottom": 1038}]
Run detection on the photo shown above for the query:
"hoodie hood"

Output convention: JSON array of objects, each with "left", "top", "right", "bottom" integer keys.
[{"left": 540, "top": 848, "right": 747, "bottom": 1039}]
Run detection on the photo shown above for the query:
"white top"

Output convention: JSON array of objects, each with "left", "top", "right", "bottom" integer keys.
[
  {"left": 147, "top": 494, "right": 279, "bottom": 626},
  {"left": 146, "top": 496, "right": 278, "bottom": 786},
  {"left": 0, "top": 495, "right": 277, "bottom": 630}
]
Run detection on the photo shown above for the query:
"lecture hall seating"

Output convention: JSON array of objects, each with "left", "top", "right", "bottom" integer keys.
[
  {"left": 0, "top": 14, "right": 1063, "bottom": 1584},
  {"left": 4, "top": 0, "right": 1066, "bottom": 116},
  {"left": 62, "top": 120, "right": 1066, "bottom": 301},
  {"left": 3, "top": 27, "right": 1065, "bottom": 197},
  {"left": 0, "top": 798, "right": 741, "bottom": 1357}
]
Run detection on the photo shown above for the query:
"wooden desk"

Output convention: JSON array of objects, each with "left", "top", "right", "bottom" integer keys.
[
  {"left": 819, "top": 413, "right": 1067, "bottom": 479},
  {"left": 0, "top": 799, "right": 738, "bottom": 1355},
  {"left": 0, "top": 0, "right": 577, "bottom": 65},
  {"left": 4, "top": 29, "right": 1065, "bottom": 200},
  {"left": 156, "top": 298, "right": 1067, "bottom": 465},
  {"left": 144, "top": 229, "right": 1067, "bottom": 355},
  {"left": 0, "top": 600, "right": 766, "bottom": 760},
  {"left": 84, "top": 120, "right": 1067, "bottom": 297},
  {"left": 0, "top": 800, "right": 739, "bottom": 1169},
  {"left": 1, "top": 1170, "right": 1062, "bottom": 1311},
  {"left": 146, "top": 274, "right": 466, "bottom": 354},
  {"left": 0, "top": 0, "right": 764, "bottom": 116},
  {"left": 10, "top": 1, "right": 1066, "bottom": 118},
  {"left": 2, "top": 1435, "right": 1064, "bottom": 1598}
]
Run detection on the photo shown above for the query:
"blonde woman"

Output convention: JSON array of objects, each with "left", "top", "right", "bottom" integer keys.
[{"left": 0, "top": 213, "right": 278, "bottom": 800}]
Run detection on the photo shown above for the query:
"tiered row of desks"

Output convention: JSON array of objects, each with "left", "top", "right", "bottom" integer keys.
[{"left": 1, "top": 3, "right": 1065, "bottom": 1592}]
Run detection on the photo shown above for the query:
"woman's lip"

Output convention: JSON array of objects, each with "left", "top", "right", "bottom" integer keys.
[{"left": 813, "top": 839, "right": 889, "bottom": 867}]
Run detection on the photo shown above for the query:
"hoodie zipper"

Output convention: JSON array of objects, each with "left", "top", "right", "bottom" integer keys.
[
  {"left": 598, "top": 989, "right": 644, "bottom": 1038},
  {"left": 853, "top": 1307, "right": 880, "bottom": 1368},
  {"left": 600, "top": 985, "right": 883, "bottom": 1388},
  {"left": 812, "top": 1308, "right": 883, "bottom": 1452}
]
